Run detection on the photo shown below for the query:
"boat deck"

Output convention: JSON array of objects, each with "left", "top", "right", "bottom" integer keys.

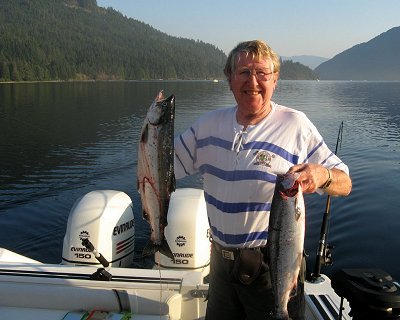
[
  {"left": 0, "top": 259, "right": 205, "bottom": 320},
  {"left": 0, "top": 248, "right": 351, "bottom": 320},
  {"left": 305, "top": 275, "right": 351, "bottom": 320}
]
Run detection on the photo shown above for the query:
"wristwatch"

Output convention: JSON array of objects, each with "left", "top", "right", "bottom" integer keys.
[{"left": 321, "top": 168, "right": 332, "bottom": 189}]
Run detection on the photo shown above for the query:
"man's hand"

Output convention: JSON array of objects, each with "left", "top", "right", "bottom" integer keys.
[{"left": 287, "top": 164, "right": 352, "bottom": 196}]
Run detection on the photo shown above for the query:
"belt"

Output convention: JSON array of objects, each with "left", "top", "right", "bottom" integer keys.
[
  {"left": 212, "top": 242, "right": 240, "bottom": 260},
  {"left": 212, "top": 241, "right": 266, "bottom": 261}
]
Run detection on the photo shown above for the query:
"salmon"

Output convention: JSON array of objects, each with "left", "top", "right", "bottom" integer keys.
[
  {"left": 137, "top": 91, "right": 175, "bottom": 260},
  {"left": 267, "top": 173, "right": 305, "bottom": 319}
]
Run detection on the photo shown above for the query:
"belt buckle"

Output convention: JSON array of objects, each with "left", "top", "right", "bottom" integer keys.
[{"left": 222, "top": 249, "right": 235, "bottom": 260}]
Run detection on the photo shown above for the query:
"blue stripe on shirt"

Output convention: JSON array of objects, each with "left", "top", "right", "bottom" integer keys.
[
  {"left": 196, "top": 136, "right": 299, "bottom": 165},
  {"left": 197, "top": 136, "right": 231, "bottom": 150},
  {"left": 305, "top": 148, "right": 345, "bottom": 170},
  {"left": 320, "top": 152, "right": 334, "bottom": 165},
  {"left": 305, "top": 140, "right": 323, "bottom": 161},
  {"left": 205, "top": 192, "right": 271, "bottom": 213},
  {"left": 199, "top": 164, "right": 276, "bottom": 183},
  {"left": 245, "top": 141, "right": 299, "bottom": 164},
  {"left": 179, "top": 133, "right": 195, "bottom": 162},
  {"left": 210, "top": 225, "right": 269, "bottom": 245},
  {"left": 175, "top": 152, "right": 190, "bottom": 176}
]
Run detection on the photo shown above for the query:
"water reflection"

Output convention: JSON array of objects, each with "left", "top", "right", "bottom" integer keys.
[{"left": 0, "top": 81, "right": 400, "bottom": 278}]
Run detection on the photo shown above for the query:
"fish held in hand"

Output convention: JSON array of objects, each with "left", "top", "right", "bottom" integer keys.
[
  {"left": 267, "top": 172, "right": 305, "bottom": 320},
  {"left": 137, "top": 91, "right": 176, "bottom": 260}
]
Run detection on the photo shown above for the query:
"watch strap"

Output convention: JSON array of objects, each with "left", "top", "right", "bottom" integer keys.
[{"left": 321, "top": 168, "right": 332, "bottom": 189}]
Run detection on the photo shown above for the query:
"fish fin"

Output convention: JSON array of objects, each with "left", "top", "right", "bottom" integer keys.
[
  {"left": 159, "top": 239, "right": 175, "bottom": 261},
  {"left": 142, "top": 240, "right": 158, "bottom": 257},
  {"left": 141, "top": 123, "right": 148, "bottom": 143},
  {"left": 142, "top": 239, "right": 175, "bottom": 261}
]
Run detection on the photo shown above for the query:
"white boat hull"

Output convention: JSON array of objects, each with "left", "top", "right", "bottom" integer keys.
[
  {"left": 0, "top": 251, "right": 207, "bottom": 319},
  {"left": 0, "top": 188, "right": 354, "bottom": 319},
  {"left": 0, "top": 248, "right": 353, "bottom": 320}
]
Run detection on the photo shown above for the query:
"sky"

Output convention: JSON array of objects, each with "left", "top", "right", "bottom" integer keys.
[{"left": 96, "top": 0, "right": 400, "bottom": 59}]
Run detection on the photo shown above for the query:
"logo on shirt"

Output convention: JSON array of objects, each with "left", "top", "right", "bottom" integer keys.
[{"left": 253, "top": 151, "right": 274, "bottom": 168}]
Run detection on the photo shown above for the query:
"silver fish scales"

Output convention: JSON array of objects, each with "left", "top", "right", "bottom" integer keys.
[
  {"left": 137, "top": 91, "right": 175, "bottom": 260},
  {"left": 267, "top": 173, "right": 305, "bottom": 319}
]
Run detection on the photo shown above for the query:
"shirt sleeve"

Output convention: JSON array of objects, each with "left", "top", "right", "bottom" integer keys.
[
  {"left": 305, "top": 122, "right": 350, "bottom": 194},
  {"left": 174, "top": 126, "right": 199, "bottom": 179}
]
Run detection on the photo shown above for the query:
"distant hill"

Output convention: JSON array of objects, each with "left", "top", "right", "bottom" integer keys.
[
  {"left": 281, "top": 55, "right": 328, "bottom": 70},
  {"left": 280, "top": 60, "right": 318, "bottom": 80},
  {"left": 0, "top": 0, "right": 320, "bottom": 82},
  {"left": 315, "top": 27, "right": 400, "bottom": 80},
  {"left": 0, "top": 0, "right": 226, "bottom": 81}
]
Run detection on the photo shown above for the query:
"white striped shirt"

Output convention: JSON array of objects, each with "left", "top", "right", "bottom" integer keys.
[{"left": 174, "top": 102, "right": 349, "bottom": 248}]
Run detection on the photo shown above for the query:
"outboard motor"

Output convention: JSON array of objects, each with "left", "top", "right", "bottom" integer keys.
[
  {"left": 62, "top": 190, "right": 135, "bottom": 267},
  {"left": 332, "top": 269, "right": 400, "bottom": 319},
  {"left": 155, "top": 188, "right": 211, "bottom": 274}
]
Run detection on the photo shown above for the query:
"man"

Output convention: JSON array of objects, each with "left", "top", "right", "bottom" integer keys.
[{"left": 174, "top": 40, "right": 352, "bottom": 319}]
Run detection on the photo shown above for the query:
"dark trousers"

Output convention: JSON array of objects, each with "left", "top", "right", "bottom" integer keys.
[{"left": 205, "top": 243, "right": 305, "bottom": 320}]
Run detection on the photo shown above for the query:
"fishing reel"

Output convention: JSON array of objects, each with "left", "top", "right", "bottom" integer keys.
[
  {"left": 308, "top": 241, "right": 334, "bottom": 282},
  {"left": 322, "top": 243, "right": 334, "bottom": 266}
]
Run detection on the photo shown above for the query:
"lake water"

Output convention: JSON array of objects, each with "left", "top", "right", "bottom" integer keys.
[{"left": 1, "top": 80, "right": 399, "bottom": 281}]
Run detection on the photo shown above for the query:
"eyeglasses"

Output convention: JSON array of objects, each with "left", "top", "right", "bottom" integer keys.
[{"left": 235, "top": 68, "right": 273, "bottom": 82}]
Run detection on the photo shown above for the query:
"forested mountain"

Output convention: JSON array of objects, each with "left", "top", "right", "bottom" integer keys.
[
  {"left": 0, "top": 0, "right": 316, "bottom": 81},
  {"left": 315, "top": 26, "right": 400, "bottom": 80},
  {"left": 0, "top": 0, "right": 227, "bottom": 81},
  {"left": 280, "top": 60, "right": 318, "bottom": 80}
]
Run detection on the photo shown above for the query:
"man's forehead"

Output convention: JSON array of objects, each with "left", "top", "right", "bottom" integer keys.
[{"left": 236, "top": 53, "right": 272, "bottom": 68}]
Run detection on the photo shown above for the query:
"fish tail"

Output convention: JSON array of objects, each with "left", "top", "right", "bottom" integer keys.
[
  {"left": 142, "top": 239, "right": 175, "bottom": 261},
  {"left": 159, "top": 239, "right": 174, "bottom": 261},
  {"left": 142, "top": 240, "right": 157, "bottom": 257}
]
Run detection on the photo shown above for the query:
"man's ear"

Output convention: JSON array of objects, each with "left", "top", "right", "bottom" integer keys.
[{"left": 273, "top": 73, "right": 279, "bottom": 90}]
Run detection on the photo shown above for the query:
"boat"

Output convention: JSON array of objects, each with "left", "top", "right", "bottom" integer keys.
[{"left": 1, "top": 188, "right": 399, "bottom": 319}]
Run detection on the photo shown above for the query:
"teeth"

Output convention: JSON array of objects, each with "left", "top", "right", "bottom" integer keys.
[{"left": 246, "top": 91, "right": 259, "bottom": 95}]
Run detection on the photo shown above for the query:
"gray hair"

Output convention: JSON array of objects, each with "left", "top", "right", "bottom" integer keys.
[{"left": 224, "top": 40, "right": 280, "bottom": 80}]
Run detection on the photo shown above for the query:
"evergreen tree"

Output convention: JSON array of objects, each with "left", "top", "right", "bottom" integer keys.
[
  {"left": 0, "top": 62, "right": 11, "bottom": 81},
  {"left": 0, "top": 0, "right": 315, "bottom": 81},
  {"left": 280, "top": 60, "right": 318, "bottom": 80}
]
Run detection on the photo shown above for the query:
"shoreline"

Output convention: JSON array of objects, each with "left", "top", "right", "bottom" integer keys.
[{"left": 0, "top": 79, "right": 227, "bottom": 85}]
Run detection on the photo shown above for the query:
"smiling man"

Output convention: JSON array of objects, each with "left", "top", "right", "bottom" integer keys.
[
  {"left": 228, "top": 48, "right": 278, "bottom": 127},
  {"left": 174, "top": 40, "right": 352, "bottom": 319}
]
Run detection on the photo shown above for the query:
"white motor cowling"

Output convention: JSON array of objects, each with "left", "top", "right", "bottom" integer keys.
[
  {"left": 155, "top": 188, "right": 211, "bottom": 271},
  {"left": 62, "top": 190, "right": 135, "bottom": 267}
]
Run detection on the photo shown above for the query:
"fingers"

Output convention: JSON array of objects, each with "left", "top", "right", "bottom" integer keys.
[{"left": 286, "top": 164, "right": 322, "bottom": 193}]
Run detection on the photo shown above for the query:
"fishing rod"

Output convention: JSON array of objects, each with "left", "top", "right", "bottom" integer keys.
[{"left": 309, "top": 121, "right": 344, "bottom": 283}]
